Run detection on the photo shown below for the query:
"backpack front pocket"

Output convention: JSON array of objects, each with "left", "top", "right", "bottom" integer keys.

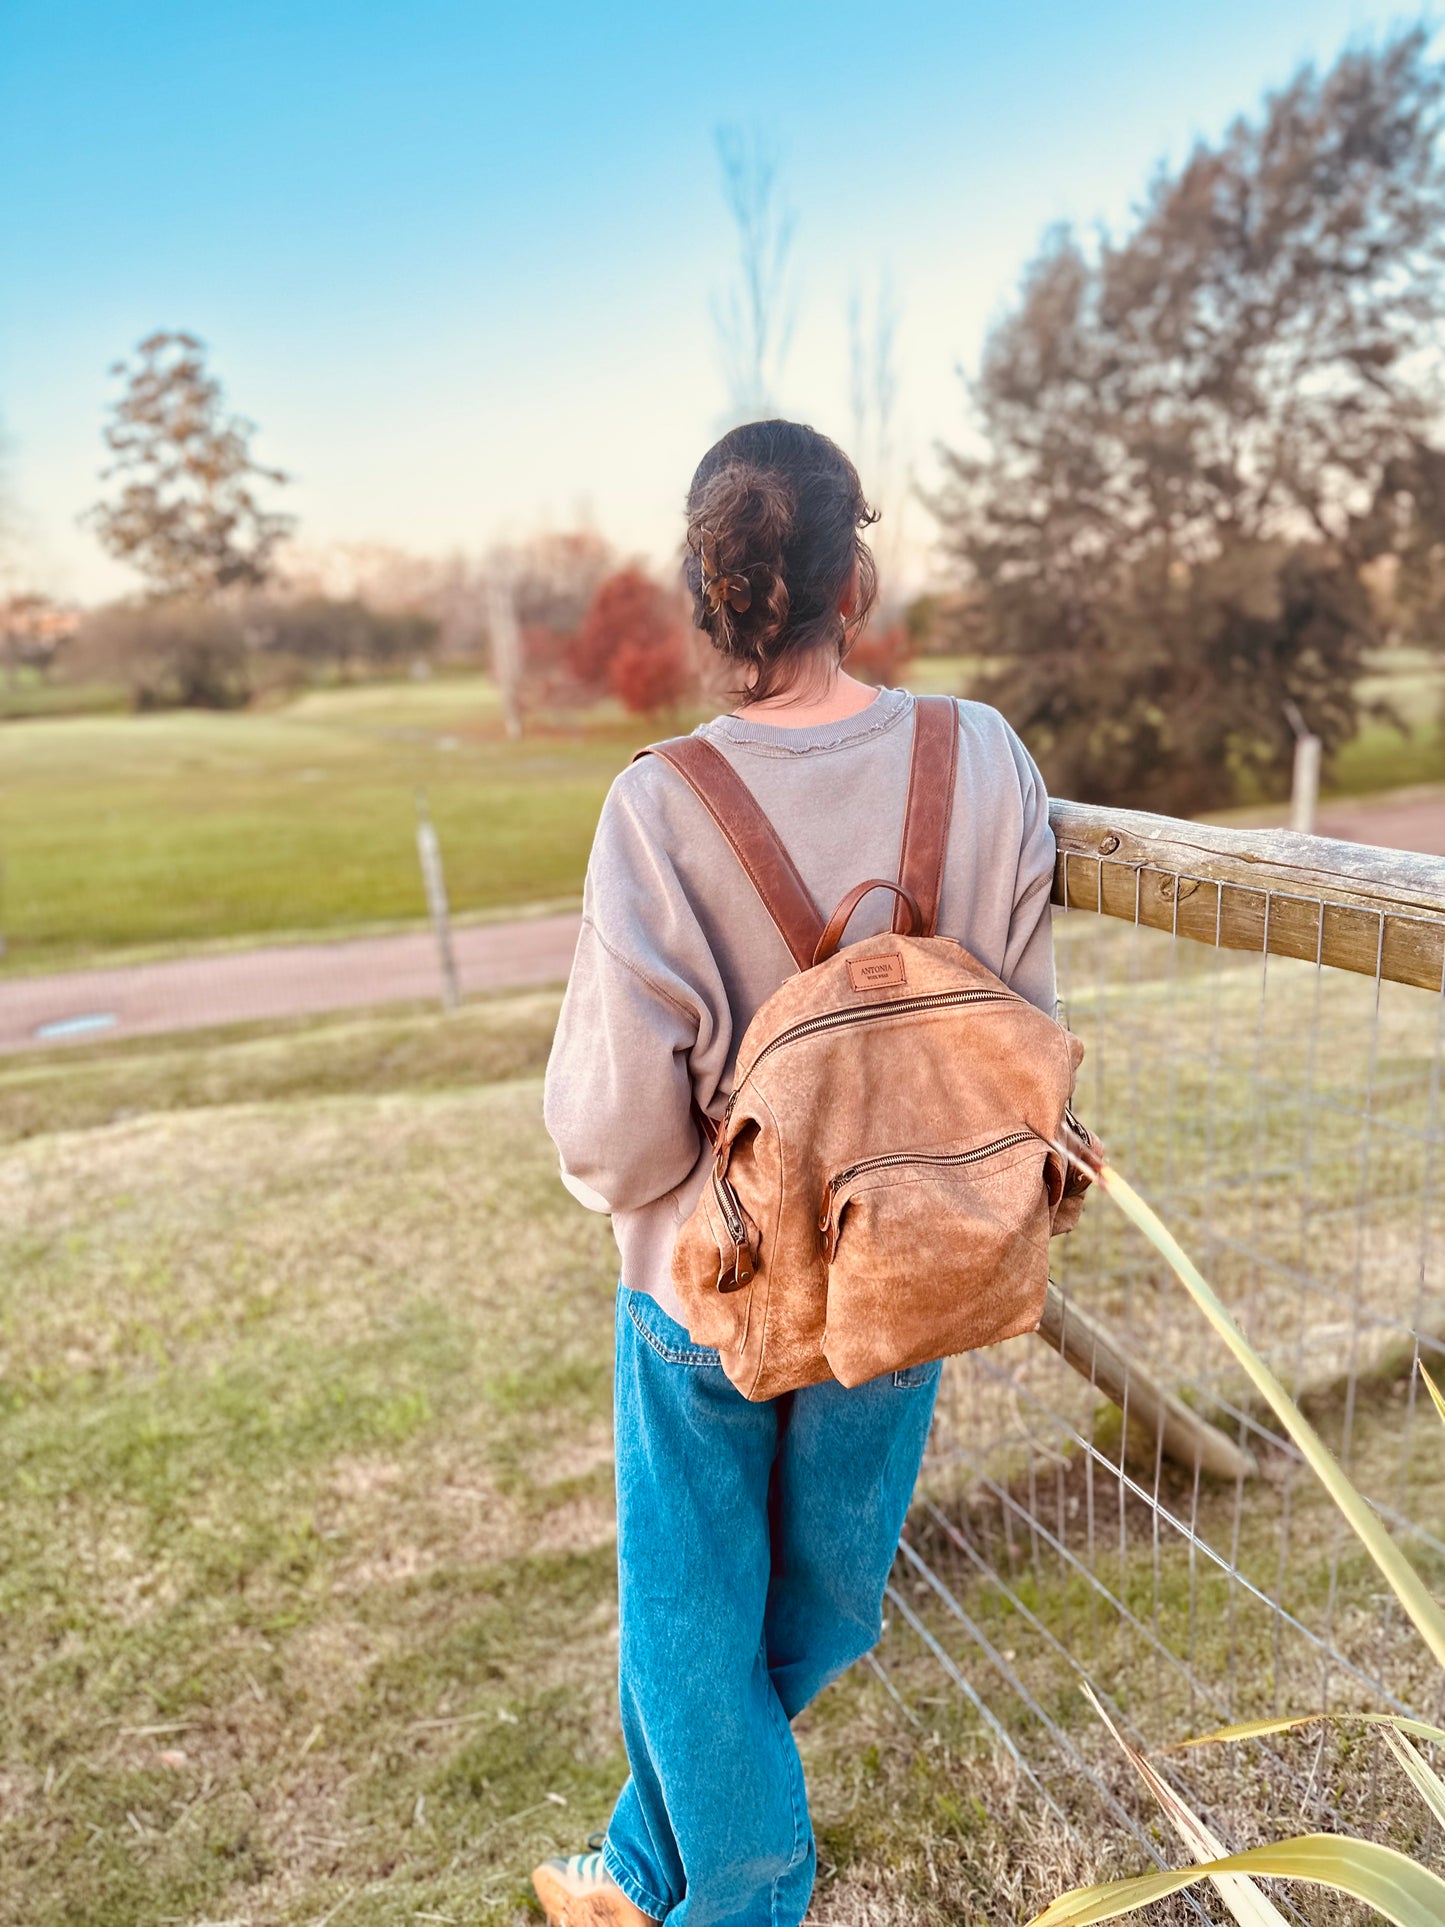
[{"left": 820, "top": 1132, "right": 1053, "bottom": 1388}]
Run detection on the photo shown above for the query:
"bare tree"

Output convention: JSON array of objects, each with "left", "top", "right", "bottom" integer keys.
[
  {"left": 848, "top": 275, "right": 904, "bottom": 593},
  {"left": 486, "top": 560, "right": 524, "bottom": 738},
  {"left": 712, "top": 127, "right": 797, "bottom": 421},
  {"left": 87, "top": 331, "right": 293, "bottom": 598}
]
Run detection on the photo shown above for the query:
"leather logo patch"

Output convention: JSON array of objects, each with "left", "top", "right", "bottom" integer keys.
[{"left": 846, "top": 952, "right": 906, "bottom": 992}]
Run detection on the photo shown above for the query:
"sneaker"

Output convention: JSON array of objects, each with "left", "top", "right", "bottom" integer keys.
[{"left": 531, "top": 1848, "right": 656, "bottom": 1926}]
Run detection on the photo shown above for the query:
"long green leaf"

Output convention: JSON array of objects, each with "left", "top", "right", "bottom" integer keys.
[
  {"left": 1089, "top": 1161, "right": 1445, "bottom": 1669},
  {"left": 1382, "top": 1726, "right": 1445, "bottom": 1829},
  {"left": 1169, "top": 1710, "right": 1445, "bottom": 1751},
  {"left": 1025, "top": 1835, "right": 1445, "bottom": 1927},
  {"left": 1079, "top": 1686, "right": 1288, "bottom": 1927},
  {"left": 1423, "top": 1363, "right": 1445, "bottom": 1429}
]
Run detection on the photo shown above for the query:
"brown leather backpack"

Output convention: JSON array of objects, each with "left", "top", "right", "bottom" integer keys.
[{"left": 638, "top": 695, "right": 1088, "bottom": 1402}]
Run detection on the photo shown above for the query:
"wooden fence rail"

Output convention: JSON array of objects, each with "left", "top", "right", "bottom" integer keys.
[{"left": 1049, "top": 799, "right": 1445, "bottom": 991}]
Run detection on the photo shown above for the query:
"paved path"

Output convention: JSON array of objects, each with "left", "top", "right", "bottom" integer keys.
[
  {"left": 1307, "top": 786, "right": 1445, "bottom": 855},
  {"left": 1, "top": 914, "right": 582, "bottom": 1054},
  {"left": 5, "top": 786, "right": 1443, "bottom": 1056}
]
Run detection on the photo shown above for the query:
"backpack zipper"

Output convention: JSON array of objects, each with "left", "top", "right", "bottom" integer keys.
[
  {"left": 712, "top": 1167, "right": 755, "bottom": 1291},
  {"left": 726, "top": 988, "right": 1012, "bottom": 1124},
  {"left": 819, "top": 1131, "right": 1037, "bottom": 1235}
]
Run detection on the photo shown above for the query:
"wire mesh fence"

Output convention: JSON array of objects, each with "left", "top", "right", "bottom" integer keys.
[{"left": 874, "top": 807, "right": 1445, "bottom": 1910}]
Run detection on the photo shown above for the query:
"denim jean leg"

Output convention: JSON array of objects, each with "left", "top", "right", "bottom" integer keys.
[
  {"left": 763, "top": 1361, "right": 942, "bottom": 1720},
  {"left": 605, "top": 1288, "right": 813, "bottom": 1927}
]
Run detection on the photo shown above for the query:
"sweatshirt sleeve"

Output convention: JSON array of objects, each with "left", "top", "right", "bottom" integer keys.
[
  {"left": 998, "top": 721, "right": 1059, "bottom": 1019},
  {"left": 543, "top": 765, "right": 729, "bottom": 1216}
]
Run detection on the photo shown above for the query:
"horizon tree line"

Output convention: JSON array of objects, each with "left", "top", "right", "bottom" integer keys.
[{"left": 14, "top": 28, "right": 1445, "bottom": 801}]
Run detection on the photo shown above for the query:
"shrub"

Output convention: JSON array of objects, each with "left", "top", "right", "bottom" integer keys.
[
  {"left": 70, "top": 599, "right": 253, "bottom": 710},
  {"left": 848, "top": 622, "right": 912, "bottom": 688}
]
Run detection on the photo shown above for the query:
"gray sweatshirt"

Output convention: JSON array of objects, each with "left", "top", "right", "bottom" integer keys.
[{"left": 543, "top": 686, "right": 1058, "bottom": 1323}]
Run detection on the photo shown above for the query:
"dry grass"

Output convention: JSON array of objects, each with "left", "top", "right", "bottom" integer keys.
[
  {"left": 3, "top": 1006, "right": 1127, "bottom": 1926},
  {"left": 0, "top": 1062, "right": 627, "bottom": 1926},
  {"left": 5, "top": 942, "right": 1444, "bottom": 1924},
  {"left": 0, "top": 991, "right": 563, "bottom": 1146}
]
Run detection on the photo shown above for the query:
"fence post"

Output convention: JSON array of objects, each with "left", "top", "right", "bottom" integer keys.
[
  {"left": 414, "top": 790, "right": 459, "bottom": 1012},
  {"left": 1037, "top": 1281, "right": 1258, "bottom": 1483},
  {"left": 1284, "top": 699, "right": 1322, "bottom": 835}
]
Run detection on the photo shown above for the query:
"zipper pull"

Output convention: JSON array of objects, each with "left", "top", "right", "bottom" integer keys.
[
  {"left": 818, "top": 1181, "right": 839, "bottom": 1263},
  {"left": 713, "top": 1167, "right": 756, "bottom": 1292},
  {"left": 716, "top": 1236, "right": 754, "bottom": 1293}
]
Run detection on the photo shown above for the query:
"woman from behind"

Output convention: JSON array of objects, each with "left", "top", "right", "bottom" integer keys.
[{"left": 536, "top": 419, "right": 1059, "bottom": 1927}]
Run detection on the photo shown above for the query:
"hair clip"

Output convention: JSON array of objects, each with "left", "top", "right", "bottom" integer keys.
[{"left": 700, "top": 530, "right": 752, "bottom": 616}]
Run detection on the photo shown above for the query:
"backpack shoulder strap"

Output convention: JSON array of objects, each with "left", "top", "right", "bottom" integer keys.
[
  {"left": 634, "top": 736, "right": 824, "bottom": 972},
  {"left": 893, "top": 694, "right": 960, "bottom": 936}
]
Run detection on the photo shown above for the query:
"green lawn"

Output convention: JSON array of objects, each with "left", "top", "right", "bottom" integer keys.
[
  {"left": 0, "top": 673, "right": 128, "bottom": 722},
  {"left": 4, "top": 656, "right": 1445, "bottom": 977},
  {"left": 0, "top": 681, "right": 674, "bottom": 975},
  {"left": 1285, "top": 647, "right": 1445, "bottom": 797}
]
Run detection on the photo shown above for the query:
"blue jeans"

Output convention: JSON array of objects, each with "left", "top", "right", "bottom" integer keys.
[{"left": 603, "top": 1285, "right": 941, "bottom": 1927}]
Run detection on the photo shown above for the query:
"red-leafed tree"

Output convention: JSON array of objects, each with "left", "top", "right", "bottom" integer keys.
[
  {"left": 610, "top": 631, "right": 694, "bottom": 714},
  {"left": 572, "top": 567, "right": 696, "bottom": 712},
  {"left": 571, "top": 568, "right": 674, "bottom": 687}
]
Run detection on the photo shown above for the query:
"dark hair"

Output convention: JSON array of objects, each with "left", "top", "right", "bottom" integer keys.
[{"left": 683, "top": 420, "right": 878, "bottom": 702}]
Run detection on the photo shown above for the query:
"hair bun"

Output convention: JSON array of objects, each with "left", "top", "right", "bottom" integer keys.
[
  {"left": 685, "top": 462, "right": 794, "bottom": 655},
  {"left": 683, "top": 421, "right": 878, "bottom": 702}
]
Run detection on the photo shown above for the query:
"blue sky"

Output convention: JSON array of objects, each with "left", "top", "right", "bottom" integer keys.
[{"left": 1, "top": 1, "right": 1430, "bottom": 601}]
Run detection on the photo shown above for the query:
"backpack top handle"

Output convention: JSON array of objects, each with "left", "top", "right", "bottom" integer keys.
[{"left": 813, "top": 880, "right": 922, "bottom": 966}]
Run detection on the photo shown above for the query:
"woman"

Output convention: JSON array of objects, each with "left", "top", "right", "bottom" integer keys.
[{"left": 537, "top": 420, "right": 1057, "bottom": 1927}]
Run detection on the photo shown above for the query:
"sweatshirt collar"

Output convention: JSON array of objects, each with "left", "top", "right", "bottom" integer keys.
[{"left": 698, "top": 684, "right": 913, "bottom": 756}]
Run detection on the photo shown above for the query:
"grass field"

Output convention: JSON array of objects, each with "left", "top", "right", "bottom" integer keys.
[
  {"left": 6, "top": 645, "right": 1443, "bottom": 1927},
  {"left": 0, "top": 673, "right": 129, "bottom": 722},
  {"left": 0, "top": 681, "right": 660, "bottom": 975},
  {"left": 0, "top": 995, "right": 1126, "bottom": 1927},
  {"left": 4, "top": 656, "right": 1443, "bottom": 977},
  {"left": 1280, "top": 648, "right": 1445, "bottom": 797},
  {"left": 4, "top": 952, "right": 1442, "bottom": 1925}
]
